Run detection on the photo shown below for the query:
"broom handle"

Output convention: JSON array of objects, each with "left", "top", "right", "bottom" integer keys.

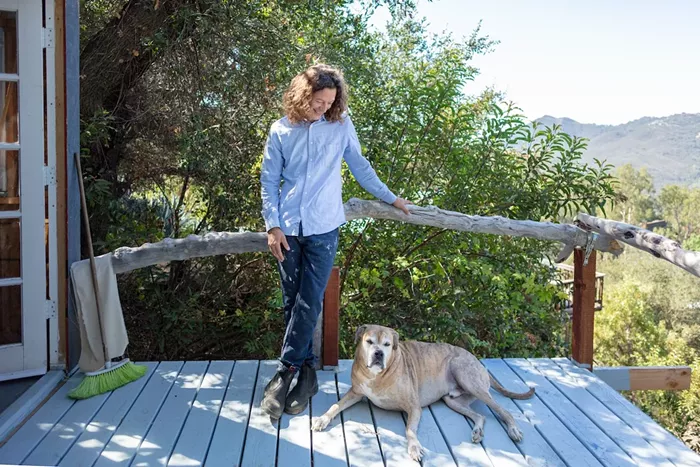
[{"left": 74, "top": 152, "right": 110, "bottom": 368}]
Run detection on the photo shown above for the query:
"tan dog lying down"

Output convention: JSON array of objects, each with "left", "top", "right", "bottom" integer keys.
[{"left": 312, "top": 324, "right": 535, "bottom": 461}]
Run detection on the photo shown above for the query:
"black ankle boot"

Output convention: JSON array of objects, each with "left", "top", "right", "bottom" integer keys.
[
  {"left": 261, "top": 368, "right": 295, "bottom": 419},
  {"left": 284, "top": 363, "right": 318, "bottom": 415}
]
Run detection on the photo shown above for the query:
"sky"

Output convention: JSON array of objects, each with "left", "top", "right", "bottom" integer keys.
[{"left": 367, "top": 0, "right": 700, "bottom": 125}]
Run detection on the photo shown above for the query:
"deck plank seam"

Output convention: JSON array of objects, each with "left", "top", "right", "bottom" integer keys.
[
  {"left": 427, "top": 403, "right": 460, "bottom": 466},
  {"left": 309, "top": 397, "right": 315, "bottom": 467},
  {"left": 126, "top": 361, "right": 187, "bottom": 466},
  {"left": 528, "top": 358, "right": 670, "bottom": 467},
  {"left": 165, "top": 360, "right": 212, "bottom": 465},
  {"left": 269, "top": 363, "right": 282, "bottom": 467},
  {"left": 200, "top": 360, "right": 236, "bottom": 466},
  {"left": 236, "top": 360, "right": 263, "bottom": 466},
  {"left": 481, "top": 368, "right": 535, "bottom": 464},
  {"left": 483, "top": 361, "right": 581, "bottom": 467},
  {"left": 367, "top": 400, "right": 388, "bottom": 467},
  {"left": 503, "top": 359, "right": 616, "bottom": 466},
  {"left": 158, "top": 360, "right": 211, "bottom": 466},
  {"left": 549, "top": 358, "right": 690, "bottom": 467},
  {"left": 55, "top": 360, "right": 160, "bottom": 466},
  {"left": 195, "top": 361, "right": 236, "bottom": 467},
  {"left": 139, "top": 360, "right": 212, "bottom": 465},
  {"left": 13, "top": 380, "right": 78, "bottom": 464},
  {"left": 333, "top": 372, "right": 352, "bottom": 467},
  {"left": 27, "top": 391, "right": 113, "bottom": 465}
]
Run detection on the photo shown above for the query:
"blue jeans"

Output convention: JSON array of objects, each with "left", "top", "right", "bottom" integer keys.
[{"left": 277, "top": 223, "right": 339, "bottom": 372}]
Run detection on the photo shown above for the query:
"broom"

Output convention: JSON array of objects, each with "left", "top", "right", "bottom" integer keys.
[{"left": 68, "top": 153, "right": 147, "bottom": 399}]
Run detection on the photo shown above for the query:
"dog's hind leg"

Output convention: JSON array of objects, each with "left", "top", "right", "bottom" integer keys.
[
  {"left": 451, "top": 364, "right": 523, "bottom": 443},
  {"left": 473, "top": 391, "right": 523, "bottom": 442},
  {"left": 442, "top": 395, "right": 486, "bottom": 443}
]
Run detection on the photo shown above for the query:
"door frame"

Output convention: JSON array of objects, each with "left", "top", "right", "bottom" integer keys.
[{"left": 0, "top": 0, "right": 48, "bottom": 381}]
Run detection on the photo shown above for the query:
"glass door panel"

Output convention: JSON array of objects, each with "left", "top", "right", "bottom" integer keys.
[{"left": 0, "top": 0, "right": 46, "bottom": 380}]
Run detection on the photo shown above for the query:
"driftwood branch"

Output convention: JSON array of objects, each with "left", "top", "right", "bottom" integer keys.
[
  {"left": 107, "top": 231, "right": 268, "bottom": 274},
  {"left": 344, "top": 199, "right": 622, "bottom": 256},
  {"left": 576, "top": 213, "right": 700, "bottom": 278},
  {"left": 107, "top": 198, "right": 624, "bottom": 274}
]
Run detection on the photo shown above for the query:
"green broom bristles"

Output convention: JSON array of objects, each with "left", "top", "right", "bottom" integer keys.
[{"left": 68, "top": 361, "right": 148, "bottom": 400}]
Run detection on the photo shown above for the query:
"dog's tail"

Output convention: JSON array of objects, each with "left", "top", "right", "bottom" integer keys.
[{"left": 489, "top": 375, "right": 535, "bottom": 400}]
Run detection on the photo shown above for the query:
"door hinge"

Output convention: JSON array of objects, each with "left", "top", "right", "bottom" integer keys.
[
  {"left": 44, "top": 166, "right": 56, "bottom": 187},
  {"left": 42, "top": 27, "right": 54, "bottom": 49},
  {"left": 45, "top": 300, "right": 57, "bottom": 319}
]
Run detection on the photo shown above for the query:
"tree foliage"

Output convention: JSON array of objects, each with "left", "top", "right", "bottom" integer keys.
[{"left": 78, "top": 2, "right": 615, "bottom": 362}]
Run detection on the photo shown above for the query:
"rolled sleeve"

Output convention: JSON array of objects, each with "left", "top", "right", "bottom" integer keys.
[
  {"left": 342, "top": 116, "right": 397, "bottom": 205},
  {"left": 260, "top": 128, "right": 283, "bottom": 231}
]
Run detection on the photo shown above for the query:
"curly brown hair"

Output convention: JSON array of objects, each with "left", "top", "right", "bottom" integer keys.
[{"left": 283, "top": 64, "right": 348, "bottom": 124}]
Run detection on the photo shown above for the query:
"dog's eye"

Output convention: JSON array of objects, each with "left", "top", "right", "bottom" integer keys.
[
  {"left": 383, "top": 342, "right": 391, "bottom": 347},
  {"left": 366, "top": 339, "right": 373, "bottom": 345}
]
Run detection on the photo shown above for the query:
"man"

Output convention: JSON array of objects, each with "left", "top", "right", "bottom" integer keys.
[{"left": 259, "top": 64, "right": 410, "bottom": 418}]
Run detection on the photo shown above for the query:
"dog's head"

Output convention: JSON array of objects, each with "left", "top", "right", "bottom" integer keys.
[{"left": 354, "top": 324, "right": 400, "bottom": 375}]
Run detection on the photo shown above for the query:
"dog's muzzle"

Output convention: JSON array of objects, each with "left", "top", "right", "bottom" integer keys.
[{"left": 369, "top": 349, "right": 384, "bottom": 369}]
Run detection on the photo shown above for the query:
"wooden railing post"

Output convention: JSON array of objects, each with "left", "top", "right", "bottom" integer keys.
[
  {"left": 572, "top": 248, "right": 596, "bottom": 369},
  {"left": 322, "top": 266, "right": 340, "bottom": 369}
]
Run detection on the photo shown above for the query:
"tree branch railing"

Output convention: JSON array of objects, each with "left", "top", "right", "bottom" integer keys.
[
  {"left": 106, "top": 199, "right": 625, "bottom": 274},
  {"left": 102, "top": 199, "right": 700, "bottom": 377}
]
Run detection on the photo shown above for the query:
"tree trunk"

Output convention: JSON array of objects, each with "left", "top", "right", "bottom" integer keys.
[{"left": 80, "top": 0, "right": 207, "bottom": 194}]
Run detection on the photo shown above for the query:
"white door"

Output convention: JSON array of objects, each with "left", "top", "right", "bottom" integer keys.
[{"left": 0, "top": 0, "right": 47, "bottom": 381}]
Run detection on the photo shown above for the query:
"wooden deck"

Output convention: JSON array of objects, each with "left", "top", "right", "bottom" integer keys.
[{"left": 1, "top": 358, "right": 699, "bottom": 467}]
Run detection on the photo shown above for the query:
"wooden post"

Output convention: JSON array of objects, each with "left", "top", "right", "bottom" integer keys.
[
  {"left": 572, "top": 248, "right": 597, "bottom": 369},
  {"left": 322, "top": 266, "right": 340, "bottom": 369}
]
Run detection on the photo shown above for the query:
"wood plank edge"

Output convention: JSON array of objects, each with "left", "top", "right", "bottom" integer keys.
[
  {"left": 0, "top": 370, "right": 66, "bottom": 444},
  {"left": 593, "top": 366, "right": 691, "bottom": 391}
]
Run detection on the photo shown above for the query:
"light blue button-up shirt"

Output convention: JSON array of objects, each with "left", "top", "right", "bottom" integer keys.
[{"left": 261, "top": 113, "right": 397, "bottom": 236}]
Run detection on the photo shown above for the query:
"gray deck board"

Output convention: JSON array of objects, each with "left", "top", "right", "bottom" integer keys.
[{"left": 0, "top": 358, "right": 697, "bottom": 467}]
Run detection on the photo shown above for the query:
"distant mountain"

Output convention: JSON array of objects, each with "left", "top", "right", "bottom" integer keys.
[{"left": 534, "top": 114, "right": 700, "bottom": 188}]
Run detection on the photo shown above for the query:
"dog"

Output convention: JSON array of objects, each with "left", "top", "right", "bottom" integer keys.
[{"left": 311, "top": 324, "right": 535, "bottom": 461}]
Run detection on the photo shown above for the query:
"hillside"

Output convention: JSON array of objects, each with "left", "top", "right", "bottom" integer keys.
[{"left": 535, "top": 114, "right": 700, "bottom": 188}]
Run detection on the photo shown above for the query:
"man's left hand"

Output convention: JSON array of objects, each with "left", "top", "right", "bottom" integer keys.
[{"left": 392, "top": 197, "right": 413, "bottom": 215}]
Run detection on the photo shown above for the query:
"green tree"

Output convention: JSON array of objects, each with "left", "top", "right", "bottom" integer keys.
[
  {"left": 658, "top": 185, "right": 700, "bottom": 243},
  {"left": 607, "top": 164, "right": 657, "bottom": 224},
  {"left": 79, "top": 2, "right": 616, "bottom": 363},
  {"left": 594, "top": 271, "right": 700, "bottom": 453}
]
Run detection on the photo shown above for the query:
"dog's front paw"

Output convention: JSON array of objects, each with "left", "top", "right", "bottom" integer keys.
[
  {"left": 507, "top": 425, "right": 523, "bottom": 442},
  {"left": 407, "top": 441, "right": 424, "bottom": 462},
  {"left": 471, "top": 426, "right": 483, "bottom": 443},
  {"left": 312, "top": 415, "right": 331, "bottom": 432}
]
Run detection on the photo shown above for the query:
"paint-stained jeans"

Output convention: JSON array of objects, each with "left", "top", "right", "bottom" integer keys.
[{"left": 277, "top": 223, "right": 339, "bottom": 372}]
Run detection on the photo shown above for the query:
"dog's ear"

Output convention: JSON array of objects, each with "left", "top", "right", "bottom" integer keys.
[
  {"left": 392, "top": 330, "right": 399, "bottom": 349},
  {"left": 354, "top": 325, "right": 367, "bottom": 345}
]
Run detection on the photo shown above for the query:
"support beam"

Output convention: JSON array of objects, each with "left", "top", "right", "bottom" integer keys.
[
  {"left": 577, "top": 213, "right": 700, "bottom": 278},
  {"left": 594, "top": 366, "right": 692, "bottom": 391},
  {"left": 572, "top": 248, "right": 596, "bottom": 369},
  {"left": 322, "top": 267, "right": 340, "bottom": 369}
]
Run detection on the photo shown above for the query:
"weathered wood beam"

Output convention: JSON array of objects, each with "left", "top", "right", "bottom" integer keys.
[
  {"left": 107, "top": 231, "right": 268, "bottom": 274},
  {"left": 593, "top": 366, "right": 692, "bottom": 391},
  {"left": 576, "top": 213, "right": 700, "bottom": 278},
  {"left": 345, "top": 199, "right": 622, "bottom": 258},
  {"left": 107, "top": 198, "right": 624, "bottom": 274}
]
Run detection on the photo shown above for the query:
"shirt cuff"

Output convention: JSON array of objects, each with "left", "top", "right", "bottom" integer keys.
[
  {"left": 382, "top": 191, "right": 398, "bottom": 205},
  {"left": 264, "top": 214, "right": 281, "bottom": 232}
]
